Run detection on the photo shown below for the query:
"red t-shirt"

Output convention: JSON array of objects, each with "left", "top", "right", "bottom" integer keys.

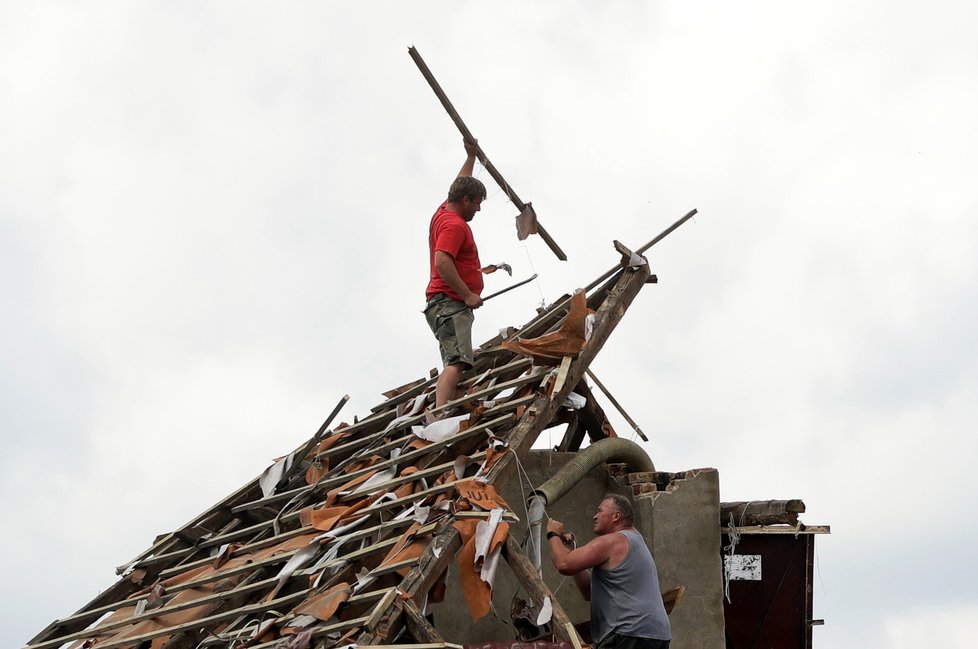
[{"left": 426, "top": 201, "right": 484, "bottom": 301}]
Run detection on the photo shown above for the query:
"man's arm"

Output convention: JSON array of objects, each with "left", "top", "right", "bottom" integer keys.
[
  {"left": 457, "top": 139, "right": 479, "bottom": 178},
  {"left": 434, "top": 251, "right": 483, "bottom": 309},
  {"left": 573, "top": 565, "right": 591, "bottom": 601},
  {"left": 551, "top": 531, "right": 593, "bottom": 600},
  {"left": 546, "top": 518, "right": 620, "bottom": 600}
]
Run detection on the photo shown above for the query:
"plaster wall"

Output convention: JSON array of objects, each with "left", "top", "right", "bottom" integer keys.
[{"left": 634, "top": 469, "right": 726, "bottom": 649}]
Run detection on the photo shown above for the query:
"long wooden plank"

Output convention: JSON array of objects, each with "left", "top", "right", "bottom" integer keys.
[
  {"left": 209, "top": 615, "right": 372, "bottom": 649},
  {"left": 369, "top": 357, "right": 531, "bottom": 414},
  {"left": 502, "top": 536, "right": 579, "bottom": 642},
  {"left": 585, "top": 368, "right": 648, "bottom": 442},
  {"left": 159, "top": 515, "right": 419, "bottom": 579},
  {"left": 408, "top": 46, "right": 567, "bottom": 262}
]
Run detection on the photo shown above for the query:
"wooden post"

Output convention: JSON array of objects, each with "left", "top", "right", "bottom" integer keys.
[
  {"left": 357, "top": 526, "right": 462, "bottom": 645},
  {"left": 400, "top": 598, "right": 445, "bottom": 643},
  {"left": 502, "top": 536, "right": 580, "bottom": 643}
]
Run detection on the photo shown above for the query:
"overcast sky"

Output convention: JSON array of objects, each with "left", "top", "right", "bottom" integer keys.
[{"left": 3, "top": 3, "right": 977, "bottom": 647}]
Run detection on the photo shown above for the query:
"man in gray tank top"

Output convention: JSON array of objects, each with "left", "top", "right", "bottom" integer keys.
[{"left": 546, "top": 494, "right": 671, "bottom": 649}]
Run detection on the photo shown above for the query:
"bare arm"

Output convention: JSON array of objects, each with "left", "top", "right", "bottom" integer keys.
[
  {"left": 434, "top": 251, "right": 483, "bottom": 308},
  {"left": 573, "top": 566, "right": 592, "bottom": 601},
  {"left": 457, "top": 139, "right": 479, "bottom": 178},
  {"left": 546, "top": 519, "right": 618, "bottom": 597}
]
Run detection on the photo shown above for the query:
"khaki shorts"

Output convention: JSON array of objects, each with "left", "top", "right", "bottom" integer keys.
[{"left": 424, "top": 293, "right": 475, "bottom": 368}]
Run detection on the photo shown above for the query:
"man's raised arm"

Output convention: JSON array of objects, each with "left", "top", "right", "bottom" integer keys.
[{"left": 457, "top": 138, "right": 478, "bottom": 178}]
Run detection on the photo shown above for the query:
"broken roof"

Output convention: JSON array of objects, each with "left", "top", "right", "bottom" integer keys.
[{"left": 23, "top": 231, "right": 686, "bottom": 649}]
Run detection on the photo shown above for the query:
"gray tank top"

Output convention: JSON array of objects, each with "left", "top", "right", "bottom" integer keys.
[{"left": 590, "top": 529, "right": 671, "bottom": 642}]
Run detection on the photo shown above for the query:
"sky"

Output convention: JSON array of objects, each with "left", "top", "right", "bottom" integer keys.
[{"left": 2, "top": 2, "right": 977, "bottom": 647}]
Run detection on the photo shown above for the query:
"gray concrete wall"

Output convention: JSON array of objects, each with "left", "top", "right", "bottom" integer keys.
[
  {"left": 432, "top": 453, "right": 725, "bottom": 648},
  {"left": 634, "top": 469, "right": 726, "bottom": 649}
]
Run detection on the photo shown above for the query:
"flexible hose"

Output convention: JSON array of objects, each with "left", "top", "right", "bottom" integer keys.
[{"left": 527, "top": 437, "right": 655, "bottom": 571}]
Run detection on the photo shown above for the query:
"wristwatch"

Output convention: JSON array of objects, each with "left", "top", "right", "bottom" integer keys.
[{"left": 546, "top": 531, "right": 560, "bottom": 540}]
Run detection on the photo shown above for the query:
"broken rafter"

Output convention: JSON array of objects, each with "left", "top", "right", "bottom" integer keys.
[
  {"left": 488, "top": 257, "right": 652, "bottom": 483},
  {"left": 502, "top": 536, "right": 581, "bottom": 643},
  {"left": 585, "top": 368, "right": 649, "bottom": 442}
]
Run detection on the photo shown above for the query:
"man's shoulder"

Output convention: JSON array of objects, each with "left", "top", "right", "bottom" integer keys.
[{"left": 432, "top": 207, "right": 470, "bottom": 235}]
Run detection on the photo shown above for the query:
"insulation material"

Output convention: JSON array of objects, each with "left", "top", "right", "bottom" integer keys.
[
  {"left": 267, "top": 541, "right": 321, "bottom": 601},
  {"left": 210, "top": 543, "right": 242, "bottom": 569},
  {"left": 347, "top": 466, "right": 397, "bottom": 497},
  {"left": 379, "top": 522, "right": 429, "bottom": 576},
  {"left": 312, "top": 428, "right": 351, "bottom": 457},
  {"left": 501, "top": 290, "right": 593, "bottom": 364},
  {"left": 259, "top": 449, "right": 299, "bottom": 498},
  {"left": 294, "top": 582, "right": 353, "bottom": 621},
  {"left": 452, "top": 513, "right": 510, "bottom": 622},
  {"left": 480, "top": 263, "right": 512, "bottom": 275},
  {"left": 562, "top": 392, "right": 587, "bottom": 410},
  {"left": 476, "top": 509, "right": 508, "bottom": 587},
  {"left": 476, "top": 442, "right": 509, "bottom": 477},
  {"left": 515, "top": 203, "right": 539, "bottom": 240},
  {"left": 412, "top": 414, "right": 468, "bottom": 443},
  {"left": 322, "top": 467, "right": 382, "bottom": 508},
  {"left": 454, "top": 479, "right": 511, "bottom": 512},
  {"left": 305, "top": 458, "right": 330, "bottom": 485},
  {"left": 536, "top": 596, "right": 553, "bottom": 625}
]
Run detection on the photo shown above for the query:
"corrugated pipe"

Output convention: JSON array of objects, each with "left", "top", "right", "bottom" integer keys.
[{"left": 526, "top": 438, "right": 655, "bottom": 571}]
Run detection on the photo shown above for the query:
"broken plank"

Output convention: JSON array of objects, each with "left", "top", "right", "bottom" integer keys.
[
  {"left": 487, "top": 257, "right": 652, "bottom": 484},
  {"left": 502, "top": 535, "right": 578, "bottom": 642},
  {"left": 584, "top": 368, "right": 648, "bottom": 442},
  {"left": 400, "top": 597, "right": 445, "bottom": 643}
]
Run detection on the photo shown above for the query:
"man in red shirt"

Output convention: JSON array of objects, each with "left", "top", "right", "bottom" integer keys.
[{"left": 424, "top": 139, "right": 488, "bottom": 409}]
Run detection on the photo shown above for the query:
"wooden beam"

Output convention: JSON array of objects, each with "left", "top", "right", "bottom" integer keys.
[
  {"left": 721, "top": 500, "right": 806, "bottom": 527},
  {"left": 400, "top": 598, "right": 444, "bottom": 643},
  {"left": 357, "top": 525, "right": 462, "bottom": 645},
  {"left": 280, "top": 394, "right": 350, "bottom": 484},
  {"left": 408, "top": 46, "right": 567, "bottom": 261},
  {"left": 502, "top": 536, "right": 580, "bottom": 643},
  {"left": 487, "top": 260, "right": 652, "bottom": 484},
  {"left": 584, "top": 369, "right": 648, "bottom": 442}
]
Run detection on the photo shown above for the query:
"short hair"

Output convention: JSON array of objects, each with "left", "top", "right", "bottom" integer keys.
[
  {"left": 448, "top": 176, "right": 487, "bottom": 203},
  {"left": 603, "top": 493, "right": 635, "bottom": 525}
]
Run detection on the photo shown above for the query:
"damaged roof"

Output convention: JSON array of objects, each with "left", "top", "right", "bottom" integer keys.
[{"left": 24, "top": 237, "right": 669, "bottom": 649}]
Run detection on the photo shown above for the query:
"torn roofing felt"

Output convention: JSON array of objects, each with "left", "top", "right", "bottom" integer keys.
[{"left": 24, "top": 244, "right": 653, "bottom": 649}]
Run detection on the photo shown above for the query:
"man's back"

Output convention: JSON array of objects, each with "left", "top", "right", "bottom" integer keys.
[{"left": 590, "top": 529, "right": 671, "bottom": 643}]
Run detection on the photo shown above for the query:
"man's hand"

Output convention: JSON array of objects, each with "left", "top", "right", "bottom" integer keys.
[
  {"left": 547, "top": 519, "right": 575, "bottom": 547},
  {"left": 458, "top": 138, "right": 479, "bottom": 178},
  {"left": 463, "top": 293, "right": 484, "bottom": 309}
]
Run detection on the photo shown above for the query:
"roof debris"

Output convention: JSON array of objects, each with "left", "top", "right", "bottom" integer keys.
[{"left": 23, "top": 196, "right": 711, "bottom": 649}]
